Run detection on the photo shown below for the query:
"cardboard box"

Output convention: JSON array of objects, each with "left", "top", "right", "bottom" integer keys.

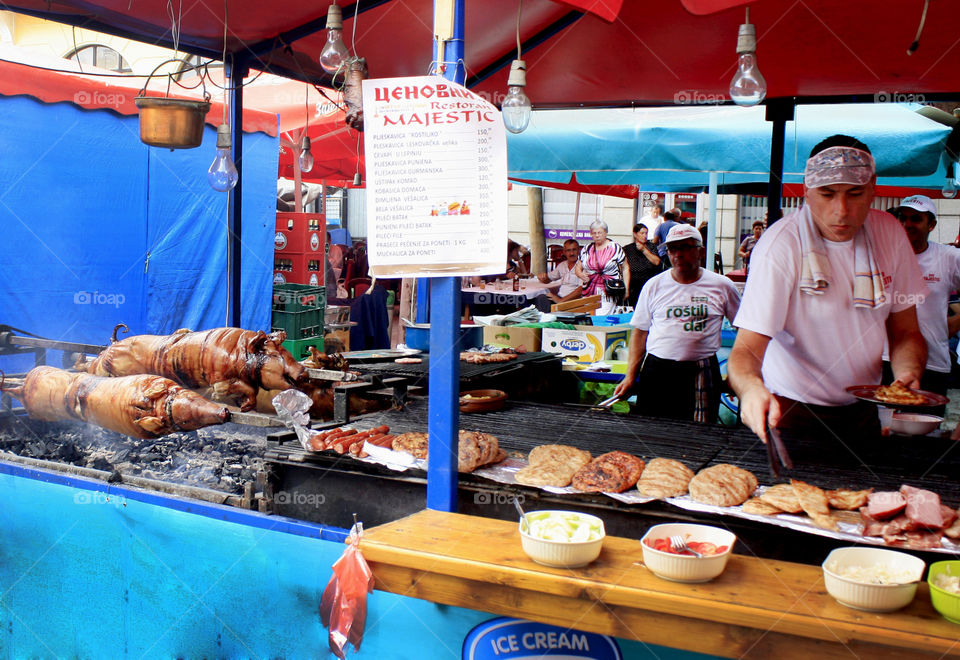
[
  {"left": 541, "top": 325, "right": 630, "bottom": 363},
  {"left": 482, "top": 326, "right": 541, "bottom": 352}
]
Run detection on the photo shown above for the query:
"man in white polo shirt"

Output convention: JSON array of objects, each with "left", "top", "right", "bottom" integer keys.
[
  {"left": 613, "top": 223, "right": 741, "bottom": 423},
  {"left": 882, "top": 195, "right": 960, "bottom": 416},
  {"left": 729, "top": 135, "right": 927, "bottom": 446}
]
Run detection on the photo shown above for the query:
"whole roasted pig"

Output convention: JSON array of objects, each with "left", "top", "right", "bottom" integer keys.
[
  {"left": 3, "top": 366, "right": 229, "bottom": 439},
  {"left": 77, "top": 326, "right": 308, "bottom": 411}
]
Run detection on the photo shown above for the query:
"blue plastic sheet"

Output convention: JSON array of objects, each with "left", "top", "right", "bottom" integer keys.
[{"left": 0, "top": 96, "right": 277, "bottom": 371}]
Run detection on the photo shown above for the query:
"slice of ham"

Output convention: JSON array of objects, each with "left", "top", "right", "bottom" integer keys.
[
  {"left": 901, "top": 484, "right": 944, "bottom": 529},
  {"left": 883, "top": 530, "right": 944, "bottom": 550},
  {"left": 867, "top": 491, "right": 906, "bottom": 519},
  {"left": 860, "top": 508, "right": 913, "bottom": 537}
]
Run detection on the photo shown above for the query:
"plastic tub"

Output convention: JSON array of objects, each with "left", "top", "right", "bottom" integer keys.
[{"left": 404, "top": 324, "right": 483, "bottom": 352}]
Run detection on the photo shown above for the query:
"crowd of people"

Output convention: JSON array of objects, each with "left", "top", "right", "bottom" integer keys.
[{"left": 530, "top": 134, "right": 960, "bottom": 441}]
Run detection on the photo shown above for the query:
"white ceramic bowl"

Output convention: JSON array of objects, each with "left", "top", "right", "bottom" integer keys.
[
  {"left": 889, "top": 413, "right": 943, "bottom": 436},
  {"left": 821, "top": 547, "right": 925, "bottom": 612},
  {"left": 518, "top": 510, "right": 605, "bottom": 568},
  {"left": 640, "top": 523, "right": 737, "bottom": 583}
]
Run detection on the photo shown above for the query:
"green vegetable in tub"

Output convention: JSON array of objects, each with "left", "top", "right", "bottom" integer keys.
[{"left": 526, "top": 512, "right": 603, "bottom": 542}]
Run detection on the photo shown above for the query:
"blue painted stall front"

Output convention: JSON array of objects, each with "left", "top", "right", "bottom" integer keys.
[{"left": 0, "top": 462, "right": 719, "bottom": 659}]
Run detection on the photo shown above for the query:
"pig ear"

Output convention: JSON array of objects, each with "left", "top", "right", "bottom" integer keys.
[
  {"left": 269, "top": 330, "right": 287, "bottom": 344},
  {"left": 248, "top": 330, "right": 268, "bottom": 352},
  {"left": 137, "top": 416, "right": 166, "bottom": 434},
  {"left": 142, "top": 379, "right": 168, "bottom": 399}
]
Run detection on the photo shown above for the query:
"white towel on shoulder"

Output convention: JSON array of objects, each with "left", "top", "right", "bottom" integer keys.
[{"left": 796, "top": 205, "right": 886, "bottom": 309}]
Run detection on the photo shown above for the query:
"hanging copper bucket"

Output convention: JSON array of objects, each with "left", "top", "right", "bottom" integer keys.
[{"left": 134, "top": 60, "right": 211, "bottom": 149}]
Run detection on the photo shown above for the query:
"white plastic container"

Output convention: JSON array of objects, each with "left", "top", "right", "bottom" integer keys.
[{"left": 821, "top": 547, "right": 925, "bottom": 612}]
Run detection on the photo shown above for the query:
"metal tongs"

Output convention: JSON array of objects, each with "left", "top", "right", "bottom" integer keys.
[
  {"left": 765, "top": 422, "right": 794, "bottom": 478},
  {"left": 596, "top": 394, "right": 620, "bottom": 409}
]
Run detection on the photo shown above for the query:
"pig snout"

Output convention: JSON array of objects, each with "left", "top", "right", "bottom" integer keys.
[
  {"left": 169, "top": 390, "right": 230, "bottom": 430},
  {"left": 259, "top": 350, "right": 309, "bottom": 390}
]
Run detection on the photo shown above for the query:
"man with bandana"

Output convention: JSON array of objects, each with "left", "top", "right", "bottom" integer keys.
[{"left": 728, "top": 135, "right": 927, "bottom": 447}]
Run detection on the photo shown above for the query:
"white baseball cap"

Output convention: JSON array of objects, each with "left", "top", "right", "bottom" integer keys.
[
  {"left": 898, "top": 194, "right": 936, "bottom": 217},
  {"left": 664, "top": 223, "right": 702, "bottom": 246}
]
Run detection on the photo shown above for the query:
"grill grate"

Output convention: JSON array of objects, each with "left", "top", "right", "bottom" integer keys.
[{"left": 352, "top": 352, "right": 560, "bottom": 380}]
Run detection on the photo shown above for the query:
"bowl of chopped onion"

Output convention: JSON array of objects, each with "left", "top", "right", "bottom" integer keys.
[
  {"left": 640, "top": 523, "right": 736, "bottom": 583},
  {"left": 821, "top": 547, "right": 925, "bottom": 612},
  {"left": 518, "top": 510, "right": 605, "bottom": 568},
  {"left": 928, "top": 560, "right": 960, "bottom": 624}
]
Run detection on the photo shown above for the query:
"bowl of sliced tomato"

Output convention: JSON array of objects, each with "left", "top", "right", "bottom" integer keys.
[{"left": 640, "top": 523, "right": 736, "bottom": 583}]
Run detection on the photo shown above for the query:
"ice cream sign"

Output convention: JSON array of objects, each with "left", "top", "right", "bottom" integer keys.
[
  {"left": 362, "top": 76, "right": 508, "bottom": 278},
  {"left": 463, "top": 618, "right": 621, "bottom": 659}
]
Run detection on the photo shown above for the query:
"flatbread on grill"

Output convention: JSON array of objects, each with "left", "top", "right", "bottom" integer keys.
[
  {"left": 636, "top": 457, "right": 694, "bottom": 499},
  {"left": 457, "top": 430, "right": 504, "bottom": 472},
  {"left": 515, "top": 444, "right": 592, "bottom": 488},
  {"left": 571, "top": 451, "right": 645, "bottom": 493},
  {"left": 742, "top": 498, "right": 783, "bottom": 515},
  {"left": 688, "top": 463, "right": 758, "bottom": 507},
  {"left": 826, "top": 488, "right": 873, "bottom": 511},
  {"left": 790, "top": 479, "right": 837, "bottom": 530},
  {"left": 759, "top": 483, "right": 803, "bottom": 514}
]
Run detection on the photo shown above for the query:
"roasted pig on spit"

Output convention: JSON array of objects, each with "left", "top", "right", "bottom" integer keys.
[
  {"left": 3, "top": 366, "right": 229, "bottom": 439},
  {"left": 76, "top": 325, "right": 308, "bottom": 411}
]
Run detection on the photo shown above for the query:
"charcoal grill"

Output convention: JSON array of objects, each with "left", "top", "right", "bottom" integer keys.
[{"left": 264, "top": 397, "right": 960, "bottom": 564}]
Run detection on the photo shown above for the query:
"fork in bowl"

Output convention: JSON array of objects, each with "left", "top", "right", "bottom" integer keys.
[{"left": 670, "top": 535, "right": 702, "bottom": 558}]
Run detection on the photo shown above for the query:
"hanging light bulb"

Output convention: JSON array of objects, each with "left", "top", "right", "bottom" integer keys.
[
  {"left": 298, "top": 135, "right": 315, "bottom": 173},
  {"left": 944, "top": 163, "right": 958, "bottom": 199},
  {"left": 319, "top": 2, "right": 350, "bottom": 75},
  {"left": 729, "top": 8, "right": 767, "bottom": 107},
  {"left": 502, "top": 60, "right": 532, "bottom": 134},
  {"left": 208, "top": 123, "right": 239, "bottom": 192}
]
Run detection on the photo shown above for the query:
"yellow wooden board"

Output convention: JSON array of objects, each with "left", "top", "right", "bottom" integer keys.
[{"left": 360, "top": 509, "right": 960, "bottom": 659}]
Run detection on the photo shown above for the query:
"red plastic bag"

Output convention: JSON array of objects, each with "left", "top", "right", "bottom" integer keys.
[{"left": 320, "top": 523, "right": 374, "bottom": 659}]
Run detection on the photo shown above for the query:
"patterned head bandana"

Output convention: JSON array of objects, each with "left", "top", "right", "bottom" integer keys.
[{"left": 804, "top": 146, "right": 875, "bottom": 188}]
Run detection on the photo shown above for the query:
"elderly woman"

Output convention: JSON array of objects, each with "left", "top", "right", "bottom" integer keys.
[
  {"left": 575, "top": 220, "right": 625, "bottom": 314},
  {"left": 622, "top": 223, "right": 660, "bottom": 308}
]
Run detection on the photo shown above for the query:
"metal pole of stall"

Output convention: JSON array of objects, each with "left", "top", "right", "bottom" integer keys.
[
  {"left": 226, "top": 56, "right": 249, "bottom": 328},
  {"left": 425, "top": 0, "right": 465, "bottom": 513},
  {"left": 765, "top": 100, "right": 795, "bottom": 226},
  {"left": 706, "top": 172, "right": 718, "bottom": 272}
]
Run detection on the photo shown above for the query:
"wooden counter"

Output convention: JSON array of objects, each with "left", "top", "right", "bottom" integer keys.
[{"left": 360, "top": 510, "right": 960, "bottom": 659}]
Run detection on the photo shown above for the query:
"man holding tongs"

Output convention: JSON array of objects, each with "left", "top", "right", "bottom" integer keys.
[{"left": 729, "top": 135, "right": 928, "bottom": 474}]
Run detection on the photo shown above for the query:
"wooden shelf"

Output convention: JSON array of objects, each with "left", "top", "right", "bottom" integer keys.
[{"left": 360, "top": 509, "right": 960, "bottom": 659}]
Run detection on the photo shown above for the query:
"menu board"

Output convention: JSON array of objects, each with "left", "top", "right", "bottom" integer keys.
[{"left": 362, "top": 76, "right": 508, "bottom": 278}]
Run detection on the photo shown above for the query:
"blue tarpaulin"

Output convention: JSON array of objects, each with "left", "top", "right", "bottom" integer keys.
[{"left": 0, "top": 94, "right": 278, "bottom": 371}]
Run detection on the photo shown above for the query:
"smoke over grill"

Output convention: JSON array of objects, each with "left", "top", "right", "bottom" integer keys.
[{"left": 0, "top": 415, "right": 263, "bottom": 494}]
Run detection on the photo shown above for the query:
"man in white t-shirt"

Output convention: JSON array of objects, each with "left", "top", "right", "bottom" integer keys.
[
  {"left": 533, "top": 239, "right": 583, "bottom": 312},
  {"left": 729, "top": 135, "right": 927, "bottom": 447},
  {"left": 881, "top": 195, "right": 960, "bottom": 416},
  {"left": 613, "top": 224, "right": 741, "bottom": 423}
]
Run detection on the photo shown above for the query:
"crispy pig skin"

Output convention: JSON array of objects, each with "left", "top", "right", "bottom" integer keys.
[
  {"left": 11, "top": 366, "right": 228, "bottom": 439},
  {"left": 78, "top": 327, "right": 307, "bottom": 411}
]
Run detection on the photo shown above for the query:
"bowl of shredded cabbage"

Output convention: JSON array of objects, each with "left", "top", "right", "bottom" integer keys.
[
  {"left": 928, "top": 561, "right": 960, "bottom": 624},
  {"left": 518, "top": 510, "right": 605, "bottom": 568},
  {"left": 822, "top": 547, "right": 925, "bottom": 612}
]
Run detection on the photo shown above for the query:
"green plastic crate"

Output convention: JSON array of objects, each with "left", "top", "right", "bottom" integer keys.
[
  {"left": 273, "top": 306, "right": 325, "bottom": 340},
  {"left": 272, "top": 283, "right": 325, "bottom": 313},
  {"left": 282, "top": 336, "right": 324, "bottom": 360}
]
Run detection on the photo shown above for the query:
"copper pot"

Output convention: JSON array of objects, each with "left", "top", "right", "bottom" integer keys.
[{"left": 134, "top": 96, "right": 210, "bottom": 149}]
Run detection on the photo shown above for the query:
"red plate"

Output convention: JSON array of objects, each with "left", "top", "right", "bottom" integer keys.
[{"left": 845, "top": 384, "right": 949, "bottom": 408}]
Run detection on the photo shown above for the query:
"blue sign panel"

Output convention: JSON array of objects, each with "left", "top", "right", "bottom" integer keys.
[{"left": 463, "top": 617, "right": 622, "bottom": 660}]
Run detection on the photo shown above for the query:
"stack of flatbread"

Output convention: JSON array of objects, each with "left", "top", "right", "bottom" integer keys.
[
  {"left": 391, "top": 430, "right": 506, "bottom": 473},
  {"left": 742, "top": 480, "right": 871, "bottom": 530},
  {"left": 571, "top": 451, "right": 645, "bottom": 493},
  {"left": 688, "top": 463, "right": 758, "bottom": 507},
  {"left": 636, "top": 458, "right": 695, "bottom": 499},
  {"left": 515, "top": 444, "right": 592, "bottom": 487}
]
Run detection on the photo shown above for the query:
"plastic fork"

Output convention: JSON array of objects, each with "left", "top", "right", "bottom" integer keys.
[{"left": 669, "top": 535, "right": 702, "bottom": 558}]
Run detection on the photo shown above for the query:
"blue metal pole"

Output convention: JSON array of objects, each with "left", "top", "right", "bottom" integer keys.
[{"left": 426, "top": 0, "right": 465, "bottom": 513}]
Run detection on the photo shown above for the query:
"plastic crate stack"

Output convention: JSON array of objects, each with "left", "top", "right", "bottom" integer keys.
[
  {"left": 273, "top": 212, "right": 326, "bottom": 288},
  {"left": 273, "top": 283, "right": 325, "bottom": 359}
]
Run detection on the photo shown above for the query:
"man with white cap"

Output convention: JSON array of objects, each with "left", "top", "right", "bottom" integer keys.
[
  {"left": 613, "top": 223, "right": 740, "bottom": 423},
  {"left": 729, "top": 135, "right": 927, "bottom": 446},
  {"left": 882, "top": 195, "right": 960, "bottom": 414}
]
